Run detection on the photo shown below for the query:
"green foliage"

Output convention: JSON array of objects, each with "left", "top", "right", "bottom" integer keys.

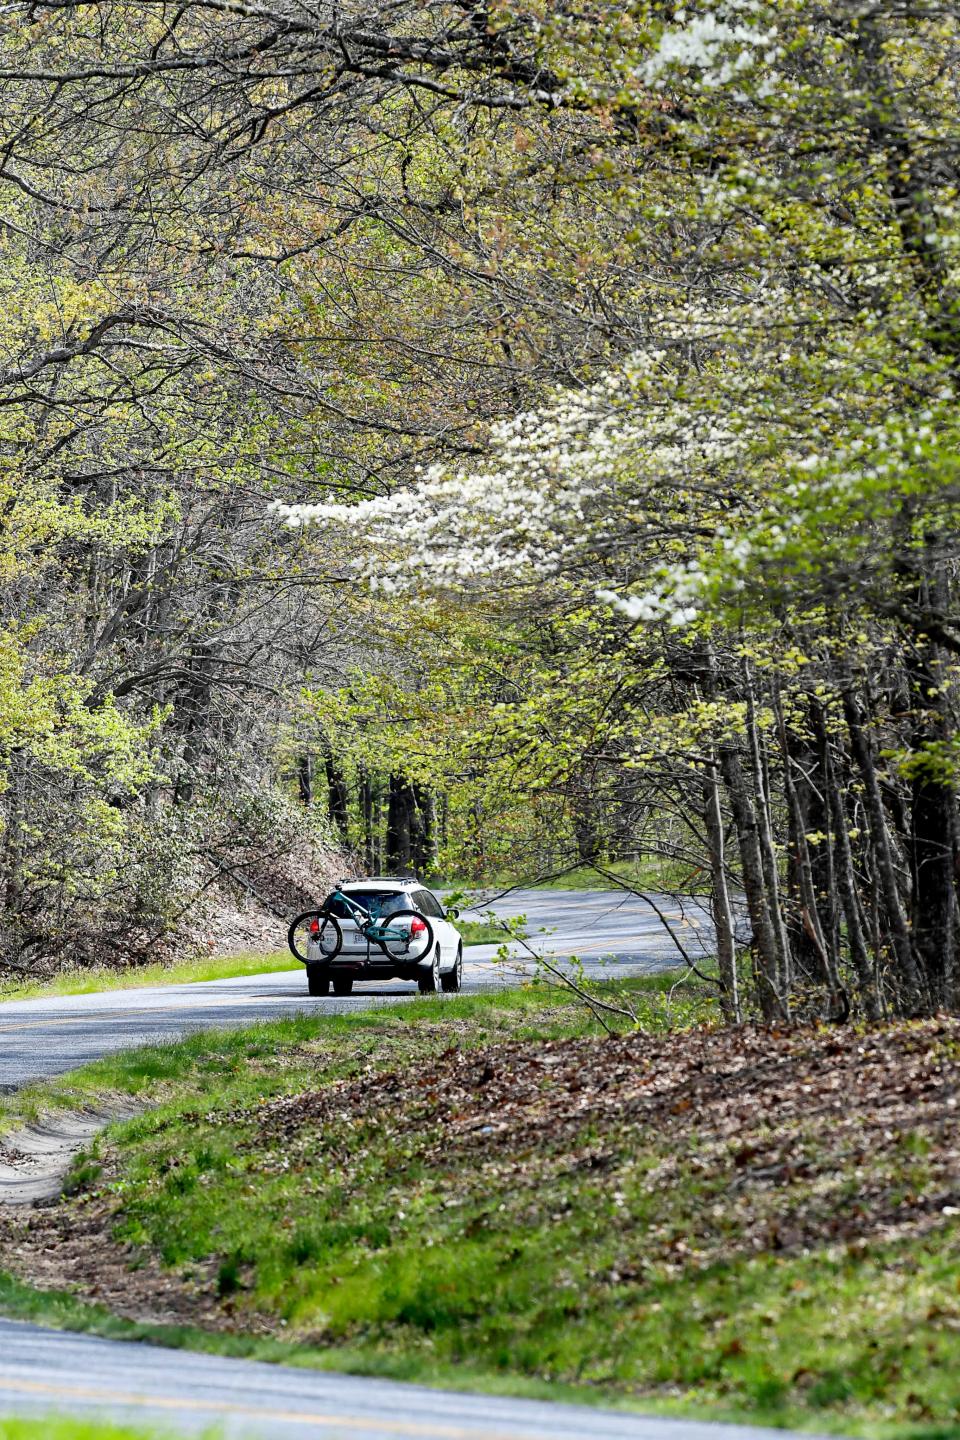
[
  {"left": 455, "top": 919, "right": 524, "bottom": 945},
  {"left": 292, "top": 601, "right": 701, "bottom": 886},
  {"left": 465, "top": 860, "right": 699, "bottom": 893}
]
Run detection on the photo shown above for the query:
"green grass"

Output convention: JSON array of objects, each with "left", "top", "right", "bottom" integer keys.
[
  {"left": 456, "top": 918, "right": 526, "bottom": 945},
  {"left": 0, "top": 1422, "right": 193, "bottom": 1440},
  {"left": 0, "top": 950, "right": 298, "bottom": 1005},
  {"left": 3, "top": 980, "right": 959, "bottom": 1438},
  {"left": 0, "top": 972, "right": 694, "bottom": 1134}
]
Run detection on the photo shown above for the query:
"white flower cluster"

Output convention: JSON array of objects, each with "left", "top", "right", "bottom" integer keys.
[
  {"left": 267, "top": 332, "right": 787, "bottom": 639},
  {"left": 269, "top": 350, "right": 678, "bottom": 594},
  {"left": 640, "top": 5, "right": 778, "bottom": 91},
  {"left": 614, "top": 397, "right": 958, "bottom": 630},
  {"left": 598, "top": 565, "right": 704, "bottom": 628}
]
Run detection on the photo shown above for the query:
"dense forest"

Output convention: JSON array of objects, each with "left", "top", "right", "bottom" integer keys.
[{"left": 1, "top": 2, "right": 960, "bottom": 1021}]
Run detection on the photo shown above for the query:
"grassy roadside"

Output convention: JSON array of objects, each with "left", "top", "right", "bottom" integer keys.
[
  {"left": 1, "top": 980, "right": 959, "bottom": 1438},
  {"left": 0, "top": 950, "right": 298, "bottom": 1005},
  {"left": 0, "top": 975, "right": 693, "bottom": 1133},
  {"left": 0, "top": 1422, "right": 184, "bottom": 1440},
  {"left": 456, "top": 919, "right": 526, "bottom": 945},
  {"left": 450, "top": 859, "right": 704, "bottom": 893}
]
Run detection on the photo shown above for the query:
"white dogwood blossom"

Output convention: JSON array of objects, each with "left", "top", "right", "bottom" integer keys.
[
  {"left": 640, "top": 9, "right": 776, "bottom": 90},
  {"left": 270, "top": 349, "right": 691, "bottom": 592},
  {"left": 271, "top": 285, "right": 960, "bottom": 634},
  {"left": 270, "top": 334, "right": 780, "bottom": 627}
]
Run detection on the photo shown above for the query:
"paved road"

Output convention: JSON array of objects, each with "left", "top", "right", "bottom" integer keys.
[
  {"left": 0, "top": 1318, "right": 802, "bottom": 1440},
  {"left": 463, "top": 887, "right": 714, "bottom": 967},
  {"left": 0, "top": 888, "right": 729, "bottom": 1440},
  {"left": 0, "top": 890, "right": 713, "bottom": 1090}
]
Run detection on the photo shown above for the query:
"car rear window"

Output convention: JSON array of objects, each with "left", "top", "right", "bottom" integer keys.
[{"left": 324, "top": 890, "right": 411, "bottom": 920}]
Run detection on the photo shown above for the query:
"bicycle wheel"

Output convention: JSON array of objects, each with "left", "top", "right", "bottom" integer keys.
[
  {"left": 288, "top": 911, "right": 342, "bottom": 963},
  {"left": 376, "top": 910, "right": 434, "bottom": 964}
]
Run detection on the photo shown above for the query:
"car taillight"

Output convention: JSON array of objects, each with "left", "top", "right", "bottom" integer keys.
[
  {"left": 310, "top": 919, "right": 320, "bottom": 934},
  {"left": 410, "top": 918, "right": 426, "bottom": 935}
]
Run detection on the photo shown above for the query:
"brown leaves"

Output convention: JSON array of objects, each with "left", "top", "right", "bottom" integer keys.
[{"left": 233, "top": 1017, "right": 960, "bottom": 1271}]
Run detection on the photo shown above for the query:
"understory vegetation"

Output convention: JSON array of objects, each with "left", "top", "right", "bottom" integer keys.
[{"left": 2, "top": 987, "right": 959, "bottom": 1436}]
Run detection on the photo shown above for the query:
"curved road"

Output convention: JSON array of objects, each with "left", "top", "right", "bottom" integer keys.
[
  {"left": 0, "top": 888, "right": 729, "bottom": 1440},
  {"left": 0, "top": 1318, "right": 793, "bottom": 1440},
  {"left": 0, "top": 889, "right": 714, "bottom": 1090}
]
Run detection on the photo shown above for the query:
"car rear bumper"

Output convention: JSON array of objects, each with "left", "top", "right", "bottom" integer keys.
[
  {"left": 302, "top": 950, "right": 432, "bottom": 980},
  {"left": 302, "top": 920, "right": 435, "bottom": 976}
]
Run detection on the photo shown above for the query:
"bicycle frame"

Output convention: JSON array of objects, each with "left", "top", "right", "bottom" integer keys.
[
  {"left": 329, "top": 888, "right": 414, "bottom": 950},
  {"left": 288, "top": 888, "right": 434, "bottom": 971}
]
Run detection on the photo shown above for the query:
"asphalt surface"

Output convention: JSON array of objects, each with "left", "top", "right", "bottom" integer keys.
[
  {"left": 0, "top": 889, "right": 714, "bottom": 1090},
  {"left": 0, "top": 1318, "right": 805, "bottom": 1440},
  {"left": 0, "top": 887, "right": 730, "bottom": 1439}
]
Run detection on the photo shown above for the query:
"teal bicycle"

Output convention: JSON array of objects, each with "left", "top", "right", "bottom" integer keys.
[{"left": 288, "top": 886, "right": 434, "bottom": 971}]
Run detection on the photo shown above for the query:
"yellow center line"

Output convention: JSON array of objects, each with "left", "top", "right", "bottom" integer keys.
[{"left": 0, "top": 1374, "right": 531, "bottom": 1438}]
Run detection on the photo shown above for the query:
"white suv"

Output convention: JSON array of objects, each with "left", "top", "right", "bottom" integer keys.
[{"left": 300, "top": 878, "right": 464, "bottom": 997}]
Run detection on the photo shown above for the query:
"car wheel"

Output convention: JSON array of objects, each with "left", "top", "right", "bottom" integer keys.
[
  {"left": 418, "top": 947, "right": 441, "bottom": 994},
  {"left": 332, "top": 975, "right": 354, "bottom": 997},
  {"left": 306, "top": 965, "right": 330, "bottom": 997},
  {"left": 440, "top": 946, "right": 463, "bottom": 993}
]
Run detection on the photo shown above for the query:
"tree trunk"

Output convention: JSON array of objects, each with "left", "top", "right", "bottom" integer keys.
[
  {"left": 360, "top": 768, "right": 375, "bottom": 872},
  {"left": 371, "top": 778, "right": 383, "bottom": 873},
  {"left": 719, "top": 742, "right": 784, "bottom": 1022},
  {"left": 905, "top": 585, "right": 958, "bottom": 1010},
  {"left": 776, "top": 687, "right": 845, "bottom": 1016},
  {"left": 324, "top": 749, "right": 350, "bottom": 839},
  {"left": 297, "top": 753, "right": 313, "bottom": 807},
  {"left": 386, "top": 773, "right": 413, "bottom": 874},
  {"left": 817, "top": 709, "right": 882, "bottom": 1020},
  {"left": 410, "top": 783, "right": 429, "bottom": 876},
  {"left": 703, "top": 760, "right": 740, "bottom": 1023},
  {"left": 842, "top": 685, "right": 924, "bottom": 1011},
  {"left": 744, "top": 670, "right": 792, "bottom": 1016}
]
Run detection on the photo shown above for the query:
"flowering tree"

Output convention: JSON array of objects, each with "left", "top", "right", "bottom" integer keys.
[{"left": 270, "top": 2, "right": 960, "bottom": 1020}]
